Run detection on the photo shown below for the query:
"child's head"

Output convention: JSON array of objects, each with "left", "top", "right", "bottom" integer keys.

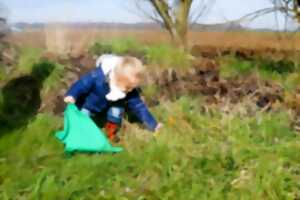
[
  {"left": 112, "top": 56, "right": 145, "bottom": 93},
  {"left": 105, "top": 56, "right": 145, "bottom": 101}
]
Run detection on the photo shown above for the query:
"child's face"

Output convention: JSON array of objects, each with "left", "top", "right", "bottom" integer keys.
[{"left": 114, "top": 71, "right": 141, "bottom": 93}]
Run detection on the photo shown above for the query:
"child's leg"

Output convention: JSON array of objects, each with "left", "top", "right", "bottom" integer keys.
[
  {"left": 81, "top": 108, "right": 91, "bottom": 116},
  {"left": 105, "top": 106, "right": 124, "bottom": 141}
]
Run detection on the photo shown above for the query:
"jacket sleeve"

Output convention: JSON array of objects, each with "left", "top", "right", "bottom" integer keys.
[
  {"left": 65, "top": 71, "right": 95, "bottom": 100},
  {"left": 126, "top": 89, "right": 158, "bottom": 131}
]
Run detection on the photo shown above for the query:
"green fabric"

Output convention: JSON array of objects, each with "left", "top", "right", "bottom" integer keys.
[{"left": 55, "top": 104, "right": 123, "bottom": 153}]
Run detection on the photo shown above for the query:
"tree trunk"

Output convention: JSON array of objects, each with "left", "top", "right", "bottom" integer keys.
[
  {"left": 293, "top": 0, "right": 300, "bottom": 22},
  {"left": 149, "top": 0, "right": 192, "bottom": 50},
  {"left": 174, "top": 0, "right": 192, "bottom": 49},
  {"left": 167, "top": 27, "right": 185, "bottom": 49}
]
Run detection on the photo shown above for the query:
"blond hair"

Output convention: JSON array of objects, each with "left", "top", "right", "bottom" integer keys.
[{"left": 112, "top": 56, "right": 145, "bottom": 91}]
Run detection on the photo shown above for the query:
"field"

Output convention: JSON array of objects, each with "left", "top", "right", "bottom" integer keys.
[
  {"left": 5, "top": 28, "right": 300, "bottom": 54},
  {"left": 1, "top": 28, "right": 300, "bottom": 199}
]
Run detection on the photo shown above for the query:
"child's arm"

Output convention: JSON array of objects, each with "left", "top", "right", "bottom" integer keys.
[
  {"left": 65, "top": 70, "right": 96, "bottom": 102},
  {"left": 126, "top": 89, "right": 158, "bottom": 131}
]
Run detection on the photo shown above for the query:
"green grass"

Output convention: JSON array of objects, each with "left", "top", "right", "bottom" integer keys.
[
  {"left": 1, "top": 96, "right": 300, "bottom": 199},
  {"left": 144, "top": 44, "right": 191, "bottom": 69},
  {"left": 220, "top": 56, "right": 298, "bottom": 77},
  {"left": 17, "top": 47, "right": 44, "bottom": 74},
  {"left": 141, "top": 84, "right": 160, "bottom": 102},
  {"left": 0, "top": 63, "right": 6, "bottom": 82},
  {"left": 41, "top": 61, "right": 65, "bottom": 95},
  {"left": 89, "top": 38, "right": 191, "bottom": 69},
  {"left": 1, "top": 41, "right": 300, "bottom": 199},
  {"left": 89, "top": 37, "right": 144, "bottom": 56},
  {"left": 0, "top": 46, "right": 45, "bottom": 83},
  {"left": 220, "top": 55, "right": 300, "bottom": 91},
  {"left": 219, "top": 56, "right": 254, "bottom": 78}
]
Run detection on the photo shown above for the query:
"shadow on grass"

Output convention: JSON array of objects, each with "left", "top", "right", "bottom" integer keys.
[{"left": 0, "top": 60, "right": 55, "bottom": 136}]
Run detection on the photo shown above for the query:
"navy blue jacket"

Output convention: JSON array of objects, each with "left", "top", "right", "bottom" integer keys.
[{"left": 65, "top": 67, "right": 158, "bottom": 131}]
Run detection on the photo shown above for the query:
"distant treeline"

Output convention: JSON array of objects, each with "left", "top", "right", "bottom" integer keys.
[{"left": 11, "top": 22, "right": 283, "bottom": 32}]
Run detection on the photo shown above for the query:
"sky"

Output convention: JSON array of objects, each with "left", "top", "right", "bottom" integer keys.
[{"left": 0, "top": 0, "right": 298, "bottom": 30}]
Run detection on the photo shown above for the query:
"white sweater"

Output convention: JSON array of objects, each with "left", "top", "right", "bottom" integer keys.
[
  {"left": 96, "top": 54, "right": 126, "bottom": 101},
  {"left": 96, "top": 54, "right": 121, "bottom": 75}
]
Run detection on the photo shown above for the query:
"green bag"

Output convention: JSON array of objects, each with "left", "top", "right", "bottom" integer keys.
[{"left": 55, "top": 104, "right": 123, "bottom": 153}]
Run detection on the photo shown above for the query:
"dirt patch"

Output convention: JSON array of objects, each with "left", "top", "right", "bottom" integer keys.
[
  {"left": 38, "top": 53, "right": 96, "bottom": 114},
  {"left": 191, "top": 44, "right": 300, "bottom": 60},
  {"left": 43, "top": 54, "right": 286, "bottom": 115},
  {"left": 144, "top": 57, "right": 284, "bottom": 112}
]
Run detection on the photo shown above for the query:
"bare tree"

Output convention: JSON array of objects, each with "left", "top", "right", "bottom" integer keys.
[
  {"left": 236, "top": 0, "right": 300, "bottom": 27},
  {"left": 133, "top": 0, "right": 214, "bottom": 49},
  {"left": 270, "top": 0, "right": 300, "bottom": 23}
]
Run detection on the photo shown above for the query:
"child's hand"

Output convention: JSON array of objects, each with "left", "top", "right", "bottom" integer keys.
[
  {"left": 64, "top": 96, "right": 75, "bottom": 104},
  {"left": 155, "top": 123, "right": 163, "bottom": 132},
  {"left": 153, "top": 123, "right": 163, "bottom": 138}
]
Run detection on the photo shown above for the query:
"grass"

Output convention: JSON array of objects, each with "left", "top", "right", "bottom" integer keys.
[
  {"left": 141, "top": 84, "right": 160, "bottom": 103},
  {"left": 0, "top": 46, "right": 45, "bottom": 83},
  {"left": 2, "top": 35, "right": 300, "bottom": 199},
  {"left": 219, "top": 55, "right": 300, "bottom": 91},
  {"left": 89, "top": 37, "right": 145, "bottom": 56},
  {"left": 1, "top": 96, "right": 300, "bottom": 199},
  {"left": 89, "top": 38, "right": 191, "bottom": 70},
  {"left": 144, "top": 44, "right": 191, "bottom": 69},
  {"left": 17, "top": 47, "right": 44, "bottom": 74},
  {"left": 219, "top": 56, "right": 254, "bottom": 78},
  {"left": 0, "top": 63, "right": 6, "bottom": 82},
  {"left": 1, "top": 47, "right": 66, "bottom": 98},
  {"left": 41, "top": 60, "right": 65, "bottom": 95}
]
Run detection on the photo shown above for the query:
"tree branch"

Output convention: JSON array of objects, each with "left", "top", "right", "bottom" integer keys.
[
  {"left": 190, "top": 0, "right": 216, "bottom": 24},
  {"left": 149, "top": 0, "right": 176, "bottom": 31},
  {"left": 132, "top": 1, "right": 164, "bottom": 25},
  {"left": 236, "top": 6, "right": 286, "bottom": 23}
]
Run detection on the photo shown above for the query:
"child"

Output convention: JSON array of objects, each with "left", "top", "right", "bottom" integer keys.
[{"left": 64, "top": 54, "right": 161, "bottom": 141}]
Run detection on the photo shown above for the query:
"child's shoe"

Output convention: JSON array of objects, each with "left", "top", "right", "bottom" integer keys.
[{"left": 104, "top": 121, "right": 120, "bottom": 142}]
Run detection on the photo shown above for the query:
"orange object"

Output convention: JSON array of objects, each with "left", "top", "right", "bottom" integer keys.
[
  {"left": 168, "top": 117, "right": 175, "bottom": 125},
  {"left": 105, "top": 121, "right": 119, "bottom": 141}
]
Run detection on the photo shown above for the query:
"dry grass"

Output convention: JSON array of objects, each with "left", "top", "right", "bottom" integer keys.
[
  {"left": 189, "top": 31, "right": 300, "bottom": 51},
  {"left": 4, "top": 28, "right": 300, "bottom": 55}
]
